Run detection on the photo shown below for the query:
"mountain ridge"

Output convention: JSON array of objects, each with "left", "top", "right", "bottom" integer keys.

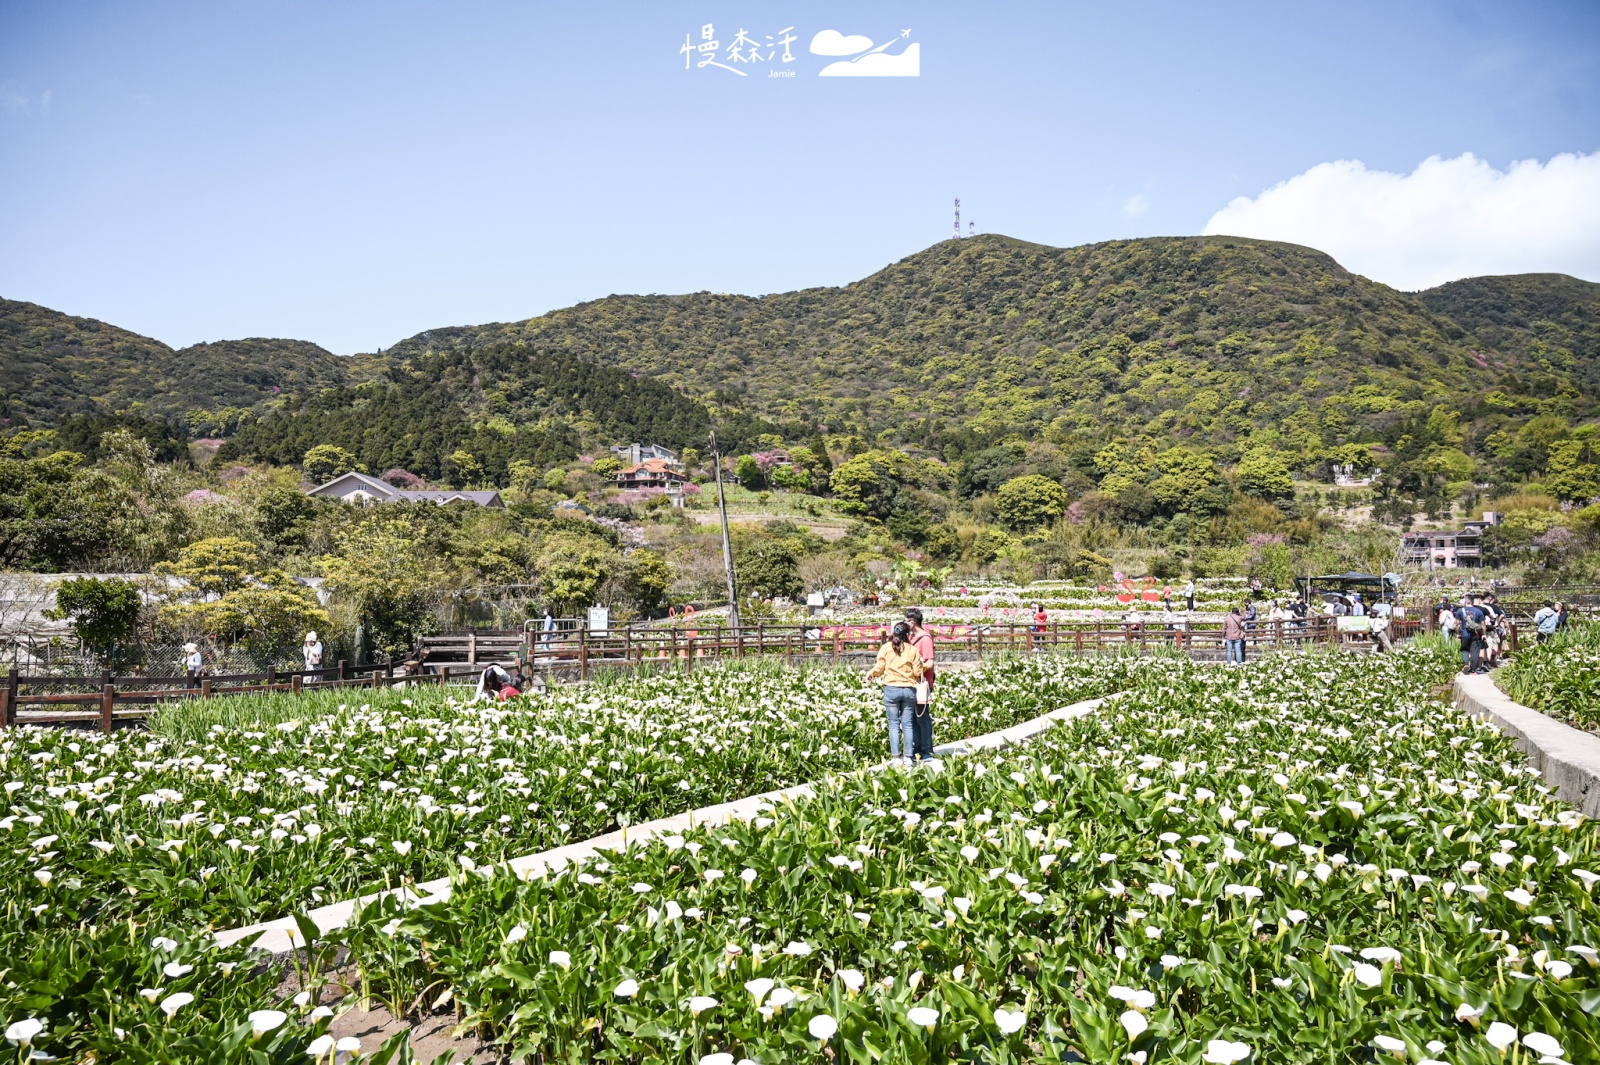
[{"left": 6, "top": 236, "right": 1599, "bottom": 487}]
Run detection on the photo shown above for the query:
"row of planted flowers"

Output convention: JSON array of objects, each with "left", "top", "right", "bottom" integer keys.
[
  {"left": 1498, "top": 624, "right": 1600, "bottom": 734},
  {"left": 1, "top": 653, "right": 1147, "bottom": 1062},
  {"left": 321, "top": 640, "right": 1597, "bottom": 1064}
]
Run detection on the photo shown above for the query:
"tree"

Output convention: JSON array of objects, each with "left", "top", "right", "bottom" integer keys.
[
  {"left": 591, "top": 456, "right": 624, "bottom": 479},
  {"left": 156, "top": 537, "right": 328, "bottom": 659},
  {"left": 302, "top": 445, "right": 363, "bottom": 484},
  {"left": 1545, "top": 439, "right": 1599, "bottom": 503},
  {"left": 0, "top": 451, "right": 140, "bottom": 571},
  {"left": 1235, "top": 451, "right": 1295, "bottom": 503},
  {"left": 734, "top": 537, "right": 801, "bottom": 600},
  {"left": 536, "top": 530, "right": 616, "bottom": 614},
  {"left": 829, "top": 452, "right": 903, "bottom": 520},
  {"left": 256, "top": 487, "right": 319, "bottom": 550},
  {"left": 612, "top": 549, "right": 672, "bottom": 614},
  {"left": 1149, "top": 448, "right": 1217, "bottom": 511},
  {"left": 735, "top": 454, "right": 766, "bottom": 490},
  {"left": 446, "top": 449, "right": 485, "bottom": 488},
  {"left": 48, "top": 577, "right": 143, "bottom": 669},
  {"left": 993, "top": 475, "right": 1068, "bottom": 531},
  {"left": 319, "top": 518, "right": 447, "bottom": 659},
  {"left": 154, "top": 537, "right": 261, "bottom": 597},
  {"left": 958, "top": 445, "right": 1025, "bottom": 498}
]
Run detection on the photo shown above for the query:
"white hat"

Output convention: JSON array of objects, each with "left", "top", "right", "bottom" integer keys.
[
  {"left": 184, "top": 643, "right": 198, "bottom": 653},
  {"left": 304, "top": 631, "right": 318, "bottom": 642}
]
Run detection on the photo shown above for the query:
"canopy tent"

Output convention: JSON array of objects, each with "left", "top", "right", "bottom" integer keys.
[{"left": 1295, "top": 572, "right": 1400, "bottom": 604}]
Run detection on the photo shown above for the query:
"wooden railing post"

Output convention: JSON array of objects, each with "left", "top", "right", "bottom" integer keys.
[
  {"left": 976, "top": 629, "right": 984, "bottom": 660},
  {"left": 579, "top": 631, "right": 589, "bottom": 681},
  {"left": 291, "top": 673, "right": 303, "bottom": 695},
  {"left": 338, "top": 659, "right": 350, "bottom": 683},
  {"left": 100, "top": 683, "right": 115, "bottom": 735},
  {"left": 3, "top": 668, "right": 15, "bottom": 727},
  {"left": 201, "top": 676, "right": 212, "bottom": 697},
  {"left": 267, "top": 667, "right": 277, "bottom": 690}
]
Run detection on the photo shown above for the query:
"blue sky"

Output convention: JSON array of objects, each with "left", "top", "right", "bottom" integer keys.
[{"left": 1, "top": 1, "right": 1597, "bottom": 353}]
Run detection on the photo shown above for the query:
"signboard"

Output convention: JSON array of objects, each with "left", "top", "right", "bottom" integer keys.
[
  {"left": 587, "top": 606, "right": 611, "bottom": 634},
  {"left": 1336, "top": 616, "right": 1372, "bottom": 633}
]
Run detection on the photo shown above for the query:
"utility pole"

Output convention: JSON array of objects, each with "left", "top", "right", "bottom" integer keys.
[{"left": 709, "top": 428, "right": 740, "bottom": 631}]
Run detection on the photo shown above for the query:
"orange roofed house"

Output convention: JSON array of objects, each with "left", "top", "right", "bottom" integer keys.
[{"left": 615, "top": 458, "right": 688, "bottom": 492}]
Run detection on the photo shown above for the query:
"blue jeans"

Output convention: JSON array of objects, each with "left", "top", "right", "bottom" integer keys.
[
  {"left": 884, "top": 686, "right": 916, "bottom": 758},
  {"left": 1225, "top": 639, "right": 1245, "bottom": 664}
]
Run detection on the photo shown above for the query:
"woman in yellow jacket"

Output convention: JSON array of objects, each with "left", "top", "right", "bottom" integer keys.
[{"left": 867, "top": 621, "right": 929, "bottom": 762}]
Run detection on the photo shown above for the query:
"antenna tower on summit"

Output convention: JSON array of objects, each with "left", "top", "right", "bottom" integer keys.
[
  {"left": 969, "top": 221, "right": 975, "bottom": 237},
  {"left": 952, "top": 198, "right": 961, "bottom": 239}
]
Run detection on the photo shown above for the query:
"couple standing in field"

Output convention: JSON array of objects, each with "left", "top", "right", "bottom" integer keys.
[{"left": 867, "top": 607, "right": 937, "bottom": 763}]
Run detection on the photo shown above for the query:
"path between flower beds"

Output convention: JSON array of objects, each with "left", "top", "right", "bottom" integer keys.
[
  {"left": 1454, "top": 672, "right": 1600, "bottom": 819},
  {"left": 215, "top": 670, "right": 1600, "bottom": 955},
  {"left": 213, "top": 696, "right": 1112, "bottom": 954}
]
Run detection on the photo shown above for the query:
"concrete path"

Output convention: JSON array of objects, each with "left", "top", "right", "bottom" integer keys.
[
  {"left": 214, "top": 696, "right": 1108, "bottom": 953},
  {"left": 1454, "top": 672, "right": 1600, "bottom": 819}
]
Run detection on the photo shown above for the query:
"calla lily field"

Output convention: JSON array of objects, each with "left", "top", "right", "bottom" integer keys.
[{"left": 3, "top": 642, "right": 1598, "bottom": 1063}]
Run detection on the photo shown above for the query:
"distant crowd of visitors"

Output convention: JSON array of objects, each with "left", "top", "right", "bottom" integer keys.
[{"left": 1436, "top": 592, "right": 1563, "bottom": 675}]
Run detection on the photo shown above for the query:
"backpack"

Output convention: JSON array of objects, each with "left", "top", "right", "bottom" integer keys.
[
  {"left": 1463, "top": 610, "right": 1486, "bottom": 635},
  {"left": 1438, "top": 609, "right": 1458, "bottom": 632}
]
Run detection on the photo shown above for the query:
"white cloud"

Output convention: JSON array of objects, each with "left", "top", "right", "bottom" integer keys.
[
  {"left": 809, "top": 30, "right": 874, "bottom": 56},
  {"left": 1124, "top": 194, "right": 1150, "bottom": 216},
  {"left": 819, "top": 44, "right": 919, "bottom": 77},
  {"left": 1202, "top": 151, "right": 1600, "bottom": 289}
]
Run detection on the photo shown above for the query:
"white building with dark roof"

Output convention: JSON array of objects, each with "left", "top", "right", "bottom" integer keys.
[{"left": 305, "top": 471, "right": 503, "bottom": 508}]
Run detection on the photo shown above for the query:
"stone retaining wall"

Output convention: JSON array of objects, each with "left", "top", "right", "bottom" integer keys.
[{"left": 1453, "top": 672, "right": 1600, "bottom": 819}]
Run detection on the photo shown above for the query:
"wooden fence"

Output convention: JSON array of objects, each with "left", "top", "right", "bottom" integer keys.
[
  {"left": 418, "top": 615, "right": 1404, "bottom": 680},
  {"left": 1, "top": 615, "right": 1423, "bottom": 733},
  {"left": 0, "top": 660, "right": 482, "bottom": 733}
]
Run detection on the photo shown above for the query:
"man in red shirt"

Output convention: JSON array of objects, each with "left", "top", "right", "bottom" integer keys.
[{"left": 904, "top": 608, "right": 937, "bottom": 760}]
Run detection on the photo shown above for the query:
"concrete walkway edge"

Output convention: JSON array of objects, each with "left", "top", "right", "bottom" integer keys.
[
  {"left": 214, "top": 695, "right": 1109, "bottom": 953},
  {"left": 1453, "top": 672, "right": 1600, "bottom": 819}
]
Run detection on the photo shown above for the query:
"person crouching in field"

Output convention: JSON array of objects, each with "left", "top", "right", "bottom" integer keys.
[{"left": 868, "top": 621, "right": 929, "bottom": 765}]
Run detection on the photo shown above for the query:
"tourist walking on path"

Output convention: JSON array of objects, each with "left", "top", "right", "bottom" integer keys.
[
  {"left": 867, "top": 621, "right": 928, "bottom": 763},
  {"left": 1222, "top": 607, "right": 1246, "bottom": 665},
  {"left": 1454, "top": 594, "right": 1488, "bottom": 675},
  {"left": 302, "top": 631, "right": 323, "bottom": 680},
  {"left": 1030, "top": 602, "right": 1048, "bottom": 651},
  {"left": 1535, "top": 600, "right": 1560, "bottom": 643},
  {"left": 905, "top": 608, "right": 937, "bottom": 761},
  {"left": 182, "top": 642, "right": 204, "bottom": 689},
  {"left": 1183, "top": 578, "right": 1196, "bottom": 612}
]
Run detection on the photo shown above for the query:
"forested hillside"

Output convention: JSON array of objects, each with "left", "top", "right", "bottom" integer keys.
[
  {"left": 213, "top": 344, "right": 794, "bottom": 485},
  {"left": 8, "top": 235, "right": 1600, "bottom": 500},
  {"left": 0, "top": 298, "right": 352, "bottom": 425},
  {"left": 380, "top": 235, "right": 1597, "bottom": 466},
  {"left": 1417, "top": 272, "right": 1600, "bottom": 392}
]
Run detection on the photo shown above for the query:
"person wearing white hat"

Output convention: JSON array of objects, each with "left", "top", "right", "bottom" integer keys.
[
  {"left": 182, "top": 642, "right": 203, "bottom": 689},
  {"left": 302, "top": 631, "right": 324, "bottom": 680}
]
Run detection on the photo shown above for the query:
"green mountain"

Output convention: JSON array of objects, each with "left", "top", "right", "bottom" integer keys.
[
  {"left": 8, "top": 236, "right": 1599, "bottom": 494},
  {"left": 381, "top": 235, "right": 1597, "bottom": 465},
  {"left": 1416, "top": 272, "right": 1600, "bottom": 391},
  {"left": 0, "top": 298, "right": 352, "bottom": 426}
]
